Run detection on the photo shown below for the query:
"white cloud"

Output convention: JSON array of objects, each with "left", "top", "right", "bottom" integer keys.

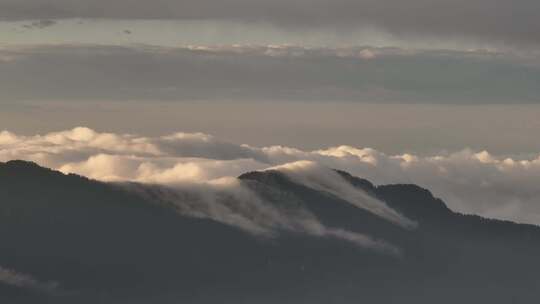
[
  {"left": 274, "top": 147, "right": 540, "bottom": 225},
  {"left": 358, "top": 49, "right": 376, "bottom": 60},
  {"left": 2, "top": 127, "right": 540, "bottom": 226},
  {"left": 266, "top": 160, "right": 416, "bottom": 229},
  {"left": 0, "top": 127, "right": 406, "bottom": 254},
  {"left": 127, "top": 178, "right": 400, "bottom": 255}
]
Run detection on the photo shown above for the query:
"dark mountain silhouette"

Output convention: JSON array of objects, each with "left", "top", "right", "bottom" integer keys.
[{"left": 1, "top": 160, "right": 540, "bottom": 303}]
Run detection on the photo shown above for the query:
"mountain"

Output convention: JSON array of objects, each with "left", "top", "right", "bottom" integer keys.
[{"left": 1, "top": 160, "right": 540, "bottom": 303}]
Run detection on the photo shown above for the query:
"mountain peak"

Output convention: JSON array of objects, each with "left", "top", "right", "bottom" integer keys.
[
  {"left": 378, "top": 183, "right": 451, "bottom": 217},
  {"left": 1, "top": 159, "right": 43, "bottom": 170},
  {"left": 239, "top": 169, "right": 291, "bottom": 184}
]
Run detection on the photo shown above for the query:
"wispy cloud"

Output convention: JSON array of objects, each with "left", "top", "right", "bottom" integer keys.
[
  {"left": 127, "top": 179, "right": 401, "bottom": 255},
  {"left": 0, "top": 265, "right": 59, "bottom": 294},
  {"left": 266, "top": 160, "right": 417, "bottom": 229}
]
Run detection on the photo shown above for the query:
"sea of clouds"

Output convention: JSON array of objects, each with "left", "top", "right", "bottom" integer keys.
[{"left": 2, "top": 127, "right": 540, "bottom": 226}]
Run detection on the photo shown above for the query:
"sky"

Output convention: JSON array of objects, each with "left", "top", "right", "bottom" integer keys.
[{"left": 1, "top": 0, "right": 540, "bottom": 224}]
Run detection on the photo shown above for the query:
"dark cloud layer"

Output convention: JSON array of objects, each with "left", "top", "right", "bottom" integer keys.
[
  {"left": 21, "top": 19, "right": 56, "bottom": 29},
  {"left": 1, "top": 0, "right": 540, "bottom": 46},
  {"left": 1, "top": 45, "right": 539, "bottom": 103}
]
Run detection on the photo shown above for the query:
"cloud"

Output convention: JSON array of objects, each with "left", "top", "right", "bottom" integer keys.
[
  {"left": 357, "top": 49, "right": 376, "bottom": 60},
  {"left": 0, "top": 126, "right": 267, "bottom": 178},
  {"left": 0, "top": 0, "right": 539, "bottom": 47},
  {"left": 0, "top": 44, "right": 538, "bottom": 103},
  {"left": 127, "top": 179, "right": 401, "bottom": 255},
  {"left": 0, "top": 265, "right": 59, "bottom": 293},
  {"left": 21, "top": 19, "right": 57, "bottom": 29},
  {"left": 2, "top": 127, "right": 540, "bottom": 226},
  {"left": 59, "top": 154, "right": 266, "bottom": 183},
  {"left": 266, "top": 160, "right": 416, "bottom": 229},
  {"left": 264, "top": 146, "right": 540, "bottom": 225},
  {"left": 0, "top": 127, "right": 409, "bottom": 254}
]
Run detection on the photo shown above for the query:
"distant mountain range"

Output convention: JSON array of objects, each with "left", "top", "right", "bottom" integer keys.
[{"left": 1, "top": 160, "right": 540, "bottom": 303}]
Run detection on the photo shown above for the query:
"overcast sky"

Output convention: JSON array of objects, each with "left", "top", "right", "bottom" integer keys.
[
  {"left": 0, "top": 1, "right": 539, "bottom": 152},
  {"left": 1, "top": 0, "right": 540, "bottom": 47},
  {"left": 1, "top": 0, "right": 539, "bottom": 107}
]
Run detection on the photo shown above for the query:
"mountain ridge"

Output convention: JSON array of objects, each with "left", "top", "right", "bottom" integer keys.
[{"left": 2, "top": 160, "right": 540, "bottom": 303}]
